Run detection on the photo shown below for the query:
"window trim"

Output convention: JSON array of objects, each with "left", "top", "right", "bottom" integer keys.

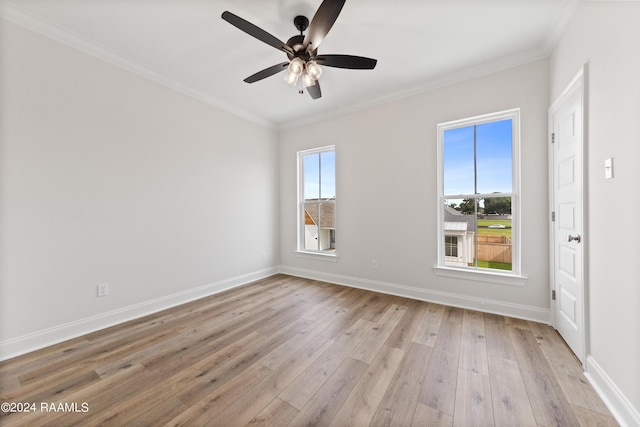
[
  {"left": 435, "top": 108, "right": 525, "bottom": 283},
  {"left": 296, "top": 145, "right": 337, "bottom": 258}
]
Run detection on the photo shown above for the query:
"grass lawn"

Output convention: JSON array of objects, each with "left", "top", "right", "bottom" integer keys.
[
  {"left": 477, "top": 219, "right": 512, "bottom": 238},
  {"left": 476, "top": 260, "right": 512, "bottom": 271}
]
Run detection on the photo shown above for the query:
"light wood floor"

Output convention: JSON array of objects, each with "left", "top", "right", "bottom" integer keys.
[{"left": 0, "top": 274, "right": 617, "bottom": 426}]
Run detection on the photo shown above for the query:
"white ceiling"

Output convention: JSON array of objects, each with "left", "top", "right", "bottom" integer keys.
[{"left": 1, "top": 0, "right": 577, "bottom": 130}]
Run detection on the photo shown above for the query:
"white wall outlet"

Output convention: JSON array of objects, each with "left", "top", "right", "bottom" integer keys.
[
  {"left": 97, "top": 283, "right": 109, "bottom": 297},
  {"left": 372, "top": 260, "right": 379, "bottom": 270}
]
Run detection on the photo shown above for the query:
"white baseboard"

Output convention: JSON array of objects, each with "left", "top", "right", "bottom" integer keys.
[
  {"left": 279, "top": 266, "right": 549, "bottom": 323},
  {"left": 585, "top": 356, "right": 640, "bottom": 427},
  {"left": 0, "top": 267, "right": 279, "bottom": 361}
]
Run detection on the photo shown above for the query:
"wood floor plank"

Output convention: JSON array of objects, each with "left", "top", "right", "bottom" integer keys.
[
  {"left": 1, "top": 366, "right": 100, "bottom": 411},
  {"left": 412, "top": 302, "right": 445, "bottom": 347},
  {"left": 528, "top": 321, "right": 611, "bottom": 416},
  {"left": 287, "top": 356, "right": 368, "bottom": 427},
  {"left": 207, "top": 335, "right": 334, "bottom": 426},
  {"left": 0, "top": 336, "right": 92, "bottom": 381},
  {"left": 371, "top": 342, "right": 433, "bottom": 426},
  {"left": 453, "top": 369, "right": 494, "bottom": 427},
  {"left": 257, "top": 318, "right": 333, "bottom": 370},
  {"left": 329, "top": 345, "right": 404, "bottom": 427},
  {"left": 419, "top": 306, "right": 463, "bottom": 415},
  {"left": 488, "top": 356, "right": 537, "bottom": 427},
  {"left": 459, "top": 310, "right": 489, "bottom": 376},
  {"left": 483, "top": 313, "right": 517, "bottom": 361},
  {"left": 571, "top": 403, "right": 619, "bottom": 427},
  {"left": 320, "top": 292, "right": 382, "bottom": 340},
  {"left": 164, "top": 363, "right": 273, "bottom": 427},
  {"left": 160, "top": 331, "right": 262, "bottom": 405},
  {"left": 349, "top": 304, "right": 407, "bottom": 364},
  {"left": 383, "top": 298, "right": 426, "bottom": 350},
  {"left": 278, "top": 318, "right": 373, "bottom": 410},
  {"left": 412, "top": 403, "right": 454, "bottom": 426},
  {"left": 245, "top": 398, "right": 299, "bottom": 427},
  {"left": 4, "top": 364, "right": 149, "bottom": 427},
  {"left": 509, "top": 325, "right": 582, "bottom": 426},
  {"left": 0, "top": 275, "right": 616, "bottom": 427}
]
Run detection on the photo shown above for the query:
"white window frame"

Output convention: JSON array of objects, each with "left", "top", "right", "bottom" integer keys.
[
  {"left": 434, "top": 109, "right": 526, "bottom": 285},
  {"left": 296, "top": 145, "right": 337, "bottom": 260}
]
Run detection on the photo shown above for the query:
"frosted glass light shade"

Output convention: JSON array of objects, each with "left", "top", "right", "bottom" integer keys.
[
  {"left": 288, "top": 58, "right": 304, "bottom": 76},
  {"left": 301, "top": 71, "right": 315, "bottom": 88},
  {"left": 284, "top": 70, "right": 299, "bottom": 85},
  {"left": 306, "top": 61, "right": 322, "bottom": 80}
]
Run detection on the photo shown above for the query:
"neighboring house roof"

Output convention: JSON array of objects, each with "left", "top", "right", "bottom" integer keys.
[
  {"left": 444, "top": 222, "right": 468, "bottom": 231},
  {"left": 304, "top": 202, "right": 335, "bottom": 229},
  {"left": 444, "top": 205, "right": 477, "bottom": 232}
]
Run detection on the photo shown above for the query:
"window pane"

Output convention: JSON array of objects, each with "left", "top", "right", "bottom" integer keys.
[
  {"left": 443, "top": 198, "right": 477, "bottom": 267},
  {"left": 303, "top": 202, "right": 319, "bottom": 251},
  {"left": 303, "top": 153, "right": 319, "bottom": 201},
  {"left": 476, "top": 197, "right": 512, "bottom": 271},
  {"left": 303, "top": 201, "right": 335, "bottom": 253},
  {"left": 320, "top": 151, "right": 335, "bottom": 199},
  {"left": 476, "top": 119, "right": 512, "bottom": 194},
  {"left": 444, "top": 126, "right": 475, "bottom": 195},
  {"left": 445, "top": 236, "right": 458, "bottom": 257}
]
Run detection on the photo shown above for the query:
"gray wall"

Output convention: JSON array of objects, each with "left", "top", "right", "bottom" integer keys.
[
  {"left": 0, "top": 20, "right": 280, "bottom": 357},
  {"left": 550, "top": 2, "right": 640, "bottom": 423},
  {"left": 279, "top": 59, "right": 550, "bottom": 320}
]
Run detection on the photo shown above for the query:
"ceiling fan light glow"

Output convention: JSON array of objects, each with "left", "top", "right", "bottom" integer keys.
[
  {"left": 288, "top": 57, "right": 304, "bottom": 76},
  {"left": 306, "top": 61, "right": 322, "bottom": 80},
  {"left": 284, "top": 70, "right": 299, "bottom": 86},
  {"left": 301, "top": 70, "right": 315, "bottom": 88}
]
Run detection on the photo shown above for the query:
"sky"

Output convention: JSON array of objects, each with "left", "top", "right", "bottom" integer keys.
[
  {"left": 301, "top": 119, "right": 510, "bottom": 201},
  {"left": 304, "top": 150, "right": 336, "bottom": 200},
  {"left": 443, "top": 118, "right": 513, "bottom": 196}
]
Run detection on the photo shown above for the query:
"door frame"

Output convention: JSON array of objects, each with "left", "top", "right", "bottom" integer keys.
[{"left": 548, "top": 64, "right": 589, "bottom": 364}]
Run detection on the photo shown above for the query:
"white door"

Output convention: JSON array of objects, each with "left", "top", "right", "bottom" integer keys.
[{"left": 549, "top": 68, "right": 586, "bottom": 364}]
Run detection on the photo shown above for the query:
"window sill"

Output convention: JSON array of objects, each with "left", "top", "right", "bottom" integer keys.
[
  {"left": 433, "top": 266, "right": 527, "bottom": 287},
  {"left": 295, "top": 251, "right": 339, "bottom": 262}
]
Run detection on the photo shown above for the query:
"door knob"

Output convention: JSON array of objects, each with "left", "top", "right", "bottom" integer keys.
[{"left": 568, "top": 234, "right": 581, "bottom": 243}]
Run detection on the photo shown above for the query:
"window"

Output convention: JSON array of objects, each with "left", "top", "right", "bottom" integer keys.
[
  {"left": 298, "top": 146, "right": 336, "bottom": 255},
  {"left": 445, "top": 236, "right": 458, "bottom": 257},
  {"left": 437, "top": 109, "right": 520, "bottom": 276}
]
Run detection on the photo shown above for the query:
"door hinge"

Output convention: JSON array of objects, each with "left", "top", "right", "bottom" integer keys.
[
  {"left": 552, "top": 290, "right": 556, "bottom": 300},
  {"left": 551, "top": 211, "right": 556, "bottom": 222},
  {"left": 551, "top": 132, "right": 555, "bottom": 144}
]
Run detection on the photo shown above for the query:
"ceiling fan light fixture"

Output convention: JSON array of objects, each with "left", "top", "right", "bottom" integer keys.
[
  {"left": 284, "top": 70, "right": 299, "bottom": 86},
  {"left": 306, "top": 60, "right": 322, "bottom": 80},
  {"left": 301, "top": 70, "right": 316, "bottom": 88},
  {"left": 222, "top": 1, "right": 378, "bottom": 100},
  {"left": 288, "top": 57, "right": 304, "bottom": 76}
]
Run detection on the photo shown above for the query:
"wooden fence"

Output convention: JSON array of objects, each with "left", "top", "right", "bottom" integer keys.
[{"left": 476, "top": 235, "right": 512, "bottom": 264}]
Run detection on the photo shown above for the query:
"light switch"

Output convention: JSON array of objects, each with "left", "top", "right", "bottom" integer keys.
[{"left": 604, "top": 158, "right": 613, "bottom": 179}]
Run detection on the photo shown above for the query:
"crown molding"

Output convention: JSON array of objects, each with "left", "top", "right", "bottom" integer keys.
[
  {"left": 1, "top": 0, "right": 577, "bottom": 134},
  {"left": 279, "top": 47, "right": 550, "bottom": 132},
  {"left": 0, "top": 1, "right": 278, "bottom": 132}
]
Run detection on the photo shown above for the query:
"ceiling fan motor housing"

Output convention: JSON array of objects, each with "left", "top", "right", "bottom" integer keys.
[
  {"left": 287, "top": 16, "right": 311, "bottom": 60},
  {"left": 286, "top": 35, "right": 308, "bottom": 60},
  {"left": 294, "top": 15, "right": 309, "bottom": 33}
]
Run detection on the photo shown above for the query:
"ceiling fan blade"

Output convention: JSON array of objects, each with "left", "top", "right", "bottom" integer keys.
[
  {"left": 243, "top": 62, "right": 289, "bottom": 83},
  {"left": 303, "top": 0, "right": 346, "bottom": 51},
  {"left": 307, "top": 81, "right": 322, "bottom": 100},
  {"left": 316, "top": 54, "right": 377, "bottom": 70},
  {"left": 222, "top": 11, "right": 293, "bottom": 54}
]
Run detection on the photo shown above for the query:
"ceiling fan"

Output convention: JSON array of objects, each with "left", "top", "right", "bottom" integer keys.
[{"left": 221, "top": 0, "right": 377, "bottom": 100}]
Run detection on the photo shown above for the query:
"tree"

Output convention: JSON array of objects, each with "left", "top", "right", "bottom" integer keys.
[
  {"left": 484, "top": 197, "right": 511, "bottom": 215},
  {"left": 459, "top": 199, "right": 476, "bottom": 214}
]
